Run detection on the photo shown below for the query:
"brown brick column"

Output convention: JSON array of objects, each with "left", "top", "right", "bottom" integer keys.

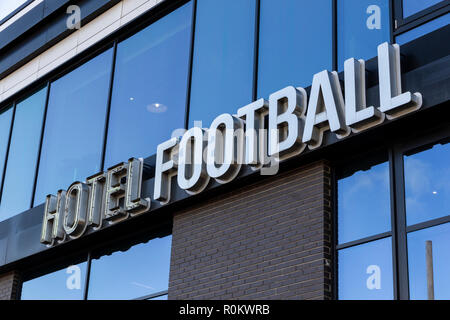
[
  {"left": 0, "top": 271, "right": 22, "bottom": 300},
  {"left": 168, "top": 160, "right": 333, "bottom": 300}
]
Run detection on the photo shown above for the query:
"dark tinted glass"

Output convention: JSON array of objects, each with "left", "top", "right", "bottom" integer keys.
[
  {"left": 408, "top": 223, "right": 450, "bottom": 300},
  {"left": 87, "top": 235, "right": 172, "bottom": 300},
  {"left": 338, "top": 161, "right": 391, "bottom": 244},
  {"left": 337, "top": 0, "right": 390, "bottom": 70},
  {"left": 21, "top": 261, "right": 87, "bottom": 300},
  {"left": 404, "top": 142, "right": 450, "bottom": 226},
  {"left": 105, "top": 3, "right": 192, "bottom": 168},
  {"left": 0, "top": 107, "right": 13, "bottom": 195},
  {"left": 396, "top": 13, "right": 450, "bottom": 44},
  {"left": 258, "top": 0, "right": 332, "bottom": 98},
  {"left": 34, "top": 49, "right": 113, "bottom": 205},
  {"left": 338, "top": 237, "right": 393, "bottom": 300},
  {"left": 188, "top": 0, "right": 255, "bottom": 127},
  {"left": 0, "top": 88, "right": 47, "bottom": 221},
  {"left": 402, "top": 0, "right": 444, "bottom": 18}
]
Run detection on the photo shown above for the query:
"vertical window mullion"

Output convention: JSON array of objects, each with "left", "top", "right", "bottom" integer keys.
[
  {"left": 393, "top": 144, "right": 410, "bottom": 299},
  {"left": 100, "top": 40, "right": 118, "bottom": 172},
  {"left": 83, "top": 251, "right": 92, "bottom": 300},
  {"left": 389, "top": 0, "right": 396, "bottom": 42},
  {"left": 30, "top": 81, "right": 51, "bottom": 208},
  {"left": 332, "top": 0, "right": 337, "bottom": 71},
  {"left": 184, "top": 0, "right": 197, "bottom": 131},
  {"left": 252, "top": 0, "right": 261, "bottom": 102},
  {"left": 389, "top": 147, "right": 400, "bottom": 299},
  {"left": 0, "top": 102, "right": 16, "bottom": 201}
]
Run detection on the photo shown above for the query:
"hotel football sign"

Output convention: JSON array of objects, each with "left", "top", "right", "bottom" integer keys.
[{"left": 41, "top": 43, "right": 422, "bottom": 246}]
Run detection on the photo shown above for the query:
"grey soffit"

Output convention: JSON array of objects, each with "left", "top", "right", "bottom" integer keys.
[
  {"left": 0, "top": 51, "right": 448, "bottom": 272},
  {"left": 0, "top": 0, "right": 121, "bottom": 80}
]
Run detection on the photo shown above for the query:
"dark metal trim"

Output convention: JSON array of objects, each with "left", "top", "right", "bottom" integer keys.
[
  {"left": 336, "top": 232, "right": 392, "bottom": 250},
  {"left": 394, "top": 1, "right": 450, "bottom": 35},
  {"left": 134, "top": 289, "right": 168, "bottom": 300},
  {"left": 0, "top": 102, "right": 16, "bottom": 201},
  {"left": 392, "top": 143, "right": 410, "bottom": 300},
  {"left": 83, "top": 251, "right": 92, "bottom": 300},
  {"left": 100, "top": 40, "right": 118, "bottom": 171},
  {"left": 183, "top": 0, "right": 197, "bottom": 130},
  {"left": 389, "top": 147, "right": 399, "bottom": 300},
  {"left": 389, "top": 0, "right": 395, "bottom": 43},
  {"left": 332, "top": 0, "right": 337, "bottom": 71},
  {"left": 252, "top": 0, "right": 261, "bottom": 101},
  {"left": 29, "top": 81, "right": 51, "bottom": 208},
  {"left": 407, "top": 215, "right": 450, "bottom": 233}
]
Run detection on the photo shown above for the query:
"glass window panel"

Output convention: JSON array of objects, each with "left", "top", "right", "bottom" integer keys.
[
  {"left": 34, "top": 49, "right": 113, "bottom": 206},
  {"left": 21, "top": 261, "right": 87, "bottom": 300},
  {"left": 88, "top": 235, "right": 172, "bottom": 300},
  {"left": 404, "top": 142, "right": 450, "bottom": 226},
  {"left": 337, "top": 0, "right": 390, "bottom": 70},
  {"left": 338, "top": 237, "right": 394, "bottom": 300},
  {"left": 0, "top": 107, "right": 13, "bottom": 192},
  {"left": 402, "top": 0, "right": 444, "bottom": 18},
  {"left": 188, "top": 0, "right": 255, "bottom": 127},
  {"left": 0, "top": 88, "right": 47, "bottom": 221},
  {"left": 105, "top": 3, "right": 192, "bottom": 168},
  {"left": 396, "top": 13, "right": 450, "bottom": 44},
  {"left": 338, "top": 161, "right": 391, "bottom": 244},
  {"left": 408, "top": 223, "right": 450, "bottom": 300},
  {"left": 258, "top": 0, "right": 332, "bottom": 98}
]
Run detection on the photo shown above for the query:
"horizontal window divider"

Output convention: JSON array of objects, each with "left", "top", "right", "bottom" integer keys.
[
  {"left": 394, "top": 4, "right": 450, "bottom": 35},
  {"left": 406, "top": 215, "right": 450, "bottom": 233},
  {"left": 336, "top": 231, "right": 392, "bottom": 250},
  {"left": 134, "top": 289, "right": 168, "bottom": 300}
]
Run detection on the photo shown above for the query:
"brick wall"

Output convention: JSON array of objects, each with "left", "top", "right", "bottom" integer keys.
[
  {"left": 169, "top": 160, "right": 333, "bottom": 300},
  {"left": 0, "top": 271, "right": 21, "bottom": 300}
]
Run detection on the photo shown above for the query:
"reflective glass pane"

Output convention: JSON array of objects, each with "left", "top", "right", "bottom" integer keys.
[
  {"left": 88, "top": 235, "right": 172, "bottom": 300},
  {"left": 338, "top": 161, "right": 391, "bottom": 244},
  {"left": 105, "top": 3, "right": 192, "bottom": 168},
  {"left": 0, "top": 88, "right": 47, "bottom": 221},
  {"left": 396, "top": 13, "right": 450, "bottom": 44},
  {"left": 0, "top": 107, "right": 13, "bottom": 192},
  {"left": 404, "top": 142, "right": 450, "bottom": 226},
  {"left": 258, "top": 0, "right": 332, "bottom": 98},
  {"left": 188, "top": 0, "right": 255, "bottom": 127},
  {"left": 337, "top": 0, "right": 390, "bottom": 70},
  {"left": 408, "top": 223, "right": 450, "bottom": 300},
  {"left": 402, "top": 0, "right": 443, "bottom": 18},
  {"left": 21, "top": 261, "right": 87, "bottom": 300},
  {"left": 34, "top": 49, "right": 113, "bottom": 205},
  {"left": 338, "top": 237, "right": 394, "bottom": 300}
]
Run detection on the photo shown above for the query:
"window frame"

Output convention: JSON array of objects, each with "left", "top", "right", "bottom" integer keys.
[
  {"left": 393, "top": 0, "right": 450, "bottom": 35},
  {"left": 20, "top": 229, "right": 173, "bottom": 300},
  {"left": 335, "top": 123, "right": 450, "bottom": 300}
]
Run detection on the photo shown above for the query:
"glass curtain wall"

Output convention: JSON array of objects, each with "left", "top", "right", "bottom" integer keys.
[
  {"left": 0, "top": 88, "right": 47, "bottom": 221},
  {"left": 21, "top": 235, "right": 172, "bottom": 300},
  {"left": 188, "top": 0, "right": 256, "bottom": 127},
  {"left": 33, "top": 49, "right": 113, "bottom": 206},
  {"left": 104, "top": 2, "right": 192, "bottom": 167}
]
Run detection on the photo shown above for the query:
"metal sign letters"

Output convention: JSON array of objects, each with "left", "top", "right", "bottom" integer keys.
[{"left": 41, "top": 43, "right": 422, "bottom": 246}]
